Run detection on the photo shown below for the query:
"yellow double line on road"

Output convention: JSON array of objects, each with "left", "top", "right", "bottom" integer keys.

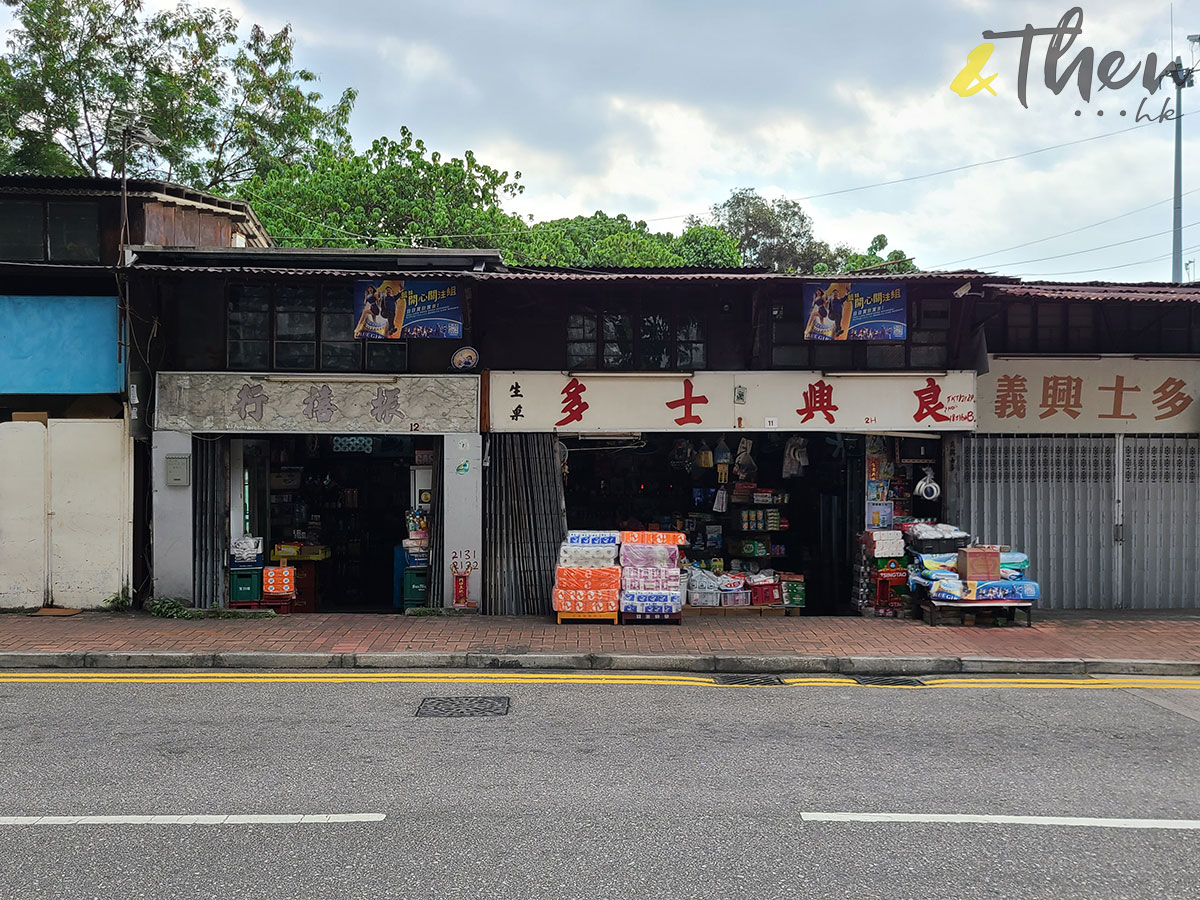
[{"left": 0, "top": 671, "right": 1199, "bottom": 689}]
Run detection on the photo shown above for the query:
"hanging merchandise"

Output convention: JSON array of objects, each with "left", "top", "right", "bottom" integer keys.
[
  {"left": 734, "top": 438, "right": 758, "bottom": 481},
  {"left": 782, "top": 436, "right": 808, "bottom": 479},
  {"left": 713, "top": 437, "right": 732, "bottom": 465},
  {"left": 712, "top": 487, "right": 728, "bottom": 513},
  {"left": 915, "top": 466, "right": 942, "bottom": 501},
  {"left": 696, "top": 441, "right": 714, "bottom": 469},
  {"left": 668, "top": 439, "right": 696, "bottom": 472}
]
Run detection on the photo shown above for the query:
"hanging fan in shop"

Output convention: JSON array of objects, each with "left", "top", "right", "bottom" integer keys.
[
  {"left": 782, "top": 436, "right": 808, "bottom": 478},
  {"left": 734, "top": 438, "right": 757, "bottom": 480}
]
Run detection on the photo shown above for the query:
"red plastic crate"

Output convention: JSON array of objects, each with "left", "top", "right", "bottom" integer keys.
[{"left": 750, "top": 582, "right": 783, "bottom": 605}]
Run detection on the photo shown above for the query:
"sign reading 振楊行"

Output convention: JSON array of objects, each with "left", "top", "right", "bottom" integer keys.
[{"left": 977, "top": 356, "right": 1200, "bottom": 433}]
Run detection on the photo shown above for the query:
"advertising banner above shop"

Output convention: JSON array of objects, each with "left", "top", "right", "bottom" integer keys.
[
  {"left": 155, "top": 373, "right": 479, "bottom": 434},
  {"left": 353, "top": 280, "right": 462, "bottom": 340},
  {"left": 802, "top": 281, "right": 906, "bottom": 341},
  {"left": 977, "top": 356, "right": 1200, "bottom": 434},
  {"left": 488, "top": 370, "right": 975, "bottom": 433}
]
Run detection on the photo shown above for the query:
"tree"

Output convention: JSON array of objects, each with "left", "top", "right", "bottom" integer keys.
[
  {"left": 816, "top": 234, "right": 919, "bottom": 275},
  {"left": 706, "top": 187, "right": 840, "bottom": 273},
  {"left": 0, "top": 0, "right": 355, "bottom": 193},
  {"left": 670, "top": 224, "right": 742, "bottom": 267}
]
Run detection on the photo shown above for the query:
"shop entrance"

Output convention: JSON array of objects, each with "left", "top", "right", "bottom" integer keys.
[
  {"left": 561, "top": 432, "right": 854, "bottom": 612},
  {"left": 238, "top": 435, "right": 436, "bottom": 612}
]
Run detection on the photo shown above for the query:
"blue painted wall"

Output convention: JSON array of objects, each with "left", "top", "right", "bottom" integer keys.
[{"left": 0, "top": 295, "right": 124, "bottom": 394}]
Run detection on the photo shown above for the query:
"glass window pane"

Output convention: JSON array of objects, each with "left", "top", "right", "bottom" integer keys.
[
  {"left": 276, "top": 311, "right": 316, "bottom": 339},
  {"left": 676, "top": 314, "right": 704, "bottom": 342},
  {"left": 367, "top": 341, "right": 408, "bottom": 372},
  {"left": 602, "top": 313, "right": 631, "bottom": 340},
  {"left": 322, "top": 284, "right": 354, "bottom": 313},
  {"left": 229, "top": 340, "right": 269, "bottom": 369},
  {"left": 47, "top": 201, "right": 99, "bottom": 261},
  {"left": 567, "top": 342, "right": 596, "bottom": 369},
  {"left": 679, "top": 342, "right": 705, "bottom": 369},
  {"left": 0, "top": 201, "right": 43, "bottom": 259},
  {"left": 909, "top": 345, "right": 947, "bottom": 368},
  {"left": 771, "top": 344, "right": 809, "bottom": 367},
  {"left": 321, "top": 342, "right": 360, "bottom": 371},
  {"left": 567, "top": 313, "right": 597, "bottom": 341},
  {"left": 276, "top": 285, "right": 319, "bottom": 311},
  {"left": 322, "top": 311, "right": 355, "bottom": 341},
  {"left": 772, "top": 322, "right": 806, "bottom": 344},
  {"left": 602, "top": 341, "right": 632, "bottom": 369},
  {"left": 230, "top": 285, "right": 269, "bottom": 313},
  {"left": 275, "top": 341, "right": 315, "bottom": 369},
  {"left": 228, "top": 311, "right": 268, "bottom": 340}
]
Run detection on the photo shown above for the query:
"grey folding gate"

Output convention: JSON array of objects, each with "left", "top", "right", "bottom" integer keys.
[{"left": 948, "top": 434, "right": 1200, "bottom": 609}]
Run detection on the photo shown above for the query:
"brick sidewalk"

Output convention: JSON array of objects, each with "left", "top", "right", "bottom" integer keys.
[{"left": 2, "top": 609, "right": 1199, "bottom": 661}]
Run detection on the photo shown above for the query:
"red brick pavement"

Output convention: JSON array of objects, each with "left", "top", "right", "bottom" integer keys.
[{"left": 1, "top": 610, "right": 1199, "bottom": 660}]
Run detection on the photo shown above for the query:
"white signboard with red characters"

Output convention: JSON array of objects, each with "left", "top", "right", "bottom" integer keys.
[
  {"left": 487, "top": 371, "right": 977, "bottom": 433},
  {"left": 977, "top": 356, "right": 1200, "bottom": 433}
]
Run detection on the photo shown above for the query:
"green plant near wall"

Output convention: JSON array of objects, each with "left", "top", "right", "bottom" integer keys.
[
  {"left": 102, "top": 588, "right": 131, "bottom": 612},
  {"left": 148, "top": 598, "right": 276, "bottom": 620}
]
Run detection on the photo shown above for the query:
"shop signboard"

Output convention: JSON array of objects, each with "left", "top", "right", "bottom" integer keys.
[
  {"left": 155, "top": 372, "right": 480, "bottom": 434},
  {"left": 977, "top": 356, "right": 1200, "bottom": 433},
  {"left": 488, "top": 370, "right": 975, "bottom": 433},
  {"left": 801, "top": 281, "right": 906, "bottom": 341},
  {"left": 353, "top": 280, "right": 462, "bottom": 340}
]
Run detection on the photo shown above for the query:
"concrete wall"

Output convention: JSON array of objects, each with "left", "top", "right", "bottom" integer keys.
[
  {"left": 0, "top": 296, "right": 123, "bottom": 393},
  {"left": 442, "top": 434, "right": 483, "bottom": 606},
  {"left": 152, "top": 430, "right": 193, "bottom": 600},
  {"left": 0, "top": 423, "right": 48, "bottom": 608}
]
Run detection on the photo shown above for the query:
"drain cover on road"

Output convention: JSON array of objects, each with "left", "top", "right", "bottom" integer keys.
[
  {"left": 713, "top": 674, "right": 784, "bottom": 686},
  {"left": 849, "top": 675, "right": 924, "bottom": 687},
  {"left": 416, "top": 696, "right": 511, "bottom": 717}
]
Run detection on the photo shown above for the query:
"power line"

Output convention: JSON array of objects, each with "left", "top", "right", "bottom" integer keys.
[
  {"left": 986, "top": 219, "right": 1200, "bottom": 268},
  {"left": 1014, "top": 242, "right": 1200, "bottom": 278}
]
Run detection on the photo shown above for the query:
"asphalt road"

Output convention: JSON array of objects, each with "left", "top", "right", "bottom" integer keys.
[{"left": 1, "top": 673, "right": 1198, "bottom": 899}]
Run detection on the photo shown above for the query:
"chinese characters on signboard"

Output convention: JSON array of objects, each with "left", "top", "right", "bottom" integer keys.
[
  {"left": 487, "top": 371, "right": 976, "bottom": 433},
  {"left": 977, "top": 358, "right": 1200, "bottom": 433},
  {"left": 802, "top": 281, "right": 907, "bottom": 341},
  {"left": 353, "top": 280, "right": 462, "bottom": 340}
]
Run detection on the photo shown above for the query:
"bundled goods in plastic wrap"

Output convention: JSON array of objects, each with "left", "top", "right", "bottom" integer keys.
[
  {"left": 622, "top": 567, "right": 683, "bottom": 590},
  {"left": 555, "top": 567, "right": 621, "bottom": 591},
  {"left": 619, "top": 531, "right": 687, "bottom": 545},
  {"left": 910, "top": 551, "right": 1030, "bottom": 582},
  {"left": 901, "top": 522, "right": 971, "bottom": 554},
  {"left": 620, "top": 543, "right": 681, "bottom": 568},
  {"left": 553, "top": 589, "right": 620, "bottom": 613},
  {"left": 619, "top": 590, "right": 684, "bottom": 613},
  {"left": 565, "top": 530, "right": 621, "bottom": 546},
  {"left": 921, "top": 578, "right": 1041, "bottom": 602},
  {"left": 558, "top": 543, "right": 620, "bottom": 568},
  {"left": 862, "top": 529, "right": 906, "bottom": 559}
]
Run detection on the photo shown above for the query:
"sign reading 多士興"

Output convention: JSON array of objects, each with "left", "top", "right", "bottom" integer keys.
[
  {"left": 353, "top": 280, "right": 462, "bottom": 340},
  {"left": 802, "top": 282, "right": 906, "bottom": 341},
  {"left": 977, "top": 356, "right": 1200, "bottom": 433},
  {"left": 488, "top": 371, "right": 975, "bottom": 433}
]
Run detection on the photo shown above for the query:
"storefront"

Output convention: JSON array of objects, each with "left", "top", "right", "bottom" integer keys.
[
  {"left": 486, "top": 369, "right": 976, "bottom": 613},
  {"left": 949, "top": 355, "right": 1200, "bottom": 609},
  {"left": 152, "top": 372, "right": 482, "bottom": 611}
]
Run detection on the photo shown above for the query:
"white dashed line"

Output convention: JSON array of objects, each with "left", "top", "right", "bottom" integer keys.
[
  {"left": 0, "top": 813, "right": 386, "bottom": 826},
  {"left": 800, "top": 811, "right": 1200, "bottom": 830}
]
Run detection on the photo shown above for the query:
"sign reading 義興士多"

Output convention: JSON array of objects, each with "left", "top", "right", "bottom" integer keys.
[
  {"left": 353, "top": 280, "right": 462, "bottom": 340},
  {"left": 488, "top": 371, "right": 975, "bottom": 433},
  {"left": 977, "top": 356, "right": 1200, "bottom": 433},
  {"left": 802, "top": 282, "right": 906, "bottom": 341}
]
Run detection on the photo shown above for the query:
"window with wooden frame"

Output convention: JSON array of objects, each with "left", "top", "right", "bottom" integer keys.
[
  {"left": 566, "top": 303, "right": 706, "bottom": 370},
  {"left": 0, "top": 199, "right": 100, "bottom": 262},
  {"left": 226, "top": 282, "right": 408, "bottom": 372}
]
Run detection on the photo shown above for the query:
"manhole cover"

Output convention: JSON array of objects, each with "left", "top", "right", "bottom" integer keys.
[
  {"left": 849, "top": 675, "right": 924, "bottom": 687},
  {"left": 416, "top": 696, "right": 511, "bottom": 717},
  {"left": 713, "top": 674, "right": 784, "bottom": 686}
]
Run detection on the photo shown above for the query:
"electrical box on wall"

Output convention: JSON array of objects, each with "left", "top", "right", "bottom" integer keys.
[{"left": 165, "top": 454, "right": 191, "bottom": 487}]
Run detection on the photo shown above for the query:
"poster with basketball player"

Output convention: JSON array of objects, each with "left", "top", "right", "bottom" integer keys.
[
  {"left": 353, "top": 280, "right": 463, "bottom": 339},
  {"left": 802, "top": 282, "right": 906, "bottom": 341}
]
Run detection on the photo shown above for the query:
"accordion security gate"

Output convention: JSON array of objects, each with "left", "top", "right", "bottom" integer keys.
[{"left": 947, "top": 434, "right": 1200, "bottom": 609}]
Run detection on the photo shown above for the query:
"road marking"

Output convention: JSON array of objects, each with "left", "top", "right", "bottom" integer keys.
[
  {"left": 0, "top": 813, "right": 386, "bottom": 826},
  {"left": 799, "top": 811, "right": 1200, "bottom": 830}
]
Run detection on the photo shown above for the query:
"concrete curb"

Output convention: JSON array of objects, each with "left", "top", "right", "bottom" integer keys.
[{"left": 0, "top": 651, "right": 1198, "bottom": 677}]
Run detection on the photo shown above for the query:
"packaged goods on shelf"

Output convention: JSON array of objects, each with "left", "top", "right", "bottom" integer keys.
[
  {"left": 553, "top": 589, "right": 620, "bottom": 612},
  {"left": 620, "top": 543, "right": 680, "bottom": 568},
  {"left": 780, "top": 574, "right": 806, "bottom": 607},
  {"left": 558, "top": 543, "right": 620, "bottom": 568},
  {"left": 565, "top": 530, "right": 621, "bottom": 546},
  {"left": 555, "top": 567, "right": 621, "bottom": 591},
  {"left": 619, "top": 531, "right": 687, "bottom": 545},
  {"left": 622, "top": 567, "right": 683, "bottom": 590},
  {"left": 619, "top": 590, "right": 683, "bottom": 613}
]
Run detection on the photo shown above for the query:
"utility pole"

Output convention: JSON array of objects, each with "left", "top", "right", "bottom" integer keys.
[{"left": 1173, "top": 44, "right": 1199, "bottom": 281}]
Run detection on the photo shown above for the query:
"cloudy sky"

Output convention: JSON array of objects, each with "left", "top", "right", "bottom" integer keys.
[{"left": 6, "top": 0, "right": 1200, "bottom": 281}]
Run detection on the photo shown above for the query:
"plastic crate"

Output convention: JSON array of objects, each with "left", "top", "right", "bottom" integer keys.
[
  {"left": 906, "top": 536, "right": 970, "bottom": 554},
  {"left": 720, "top": 590, "right": 752, "bottom": 607},
  {"left": 230, "top": 569, "right": 262, "bottom": 605},
  {"left": 750, "top": 582, "right": 783, "bottom": 605},
  {"left": 687, "top": 589, "right": 723, "bottom": 607}
]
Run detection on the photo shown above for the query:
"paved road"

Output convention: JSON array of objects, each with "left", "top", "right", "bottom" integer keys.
[{"left": 0, "top": 672, "right": 1198, "bottom": 899}]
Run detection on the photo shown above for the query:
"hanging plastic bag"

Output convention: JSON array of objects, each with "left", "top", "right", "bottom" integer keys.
[{"left": 696, "top": 441, "right": 714, "bottom": 469}]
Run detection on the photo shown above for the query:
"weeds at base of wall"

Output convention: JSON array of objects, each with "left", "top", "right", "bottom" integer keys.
[
  {"left": 404, "top": 607, "right": 478, "bottom": 617},
  {"left": 102, "top": 589, "right": 132, "bottom": 612},
  {"left": 148, "top": 598, "right": 276, "bottom": 620}
]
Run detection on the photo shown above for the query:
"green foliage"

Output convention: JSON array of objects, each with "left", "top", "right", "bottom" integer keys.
[
  {"left": 102, "top": 588, "right": 131, "bottom": 611},
  {"left": 706, "top": 188, "right": 837, "bottom": 273},
  {"left": 670, "top": 224, "right": 742, "bottom": 267},
  {"left": 839, "top": 234, "right": 919, "bottom": 274},
  {"left": 148, "top": 597, "right": 277, "bottom": 619},
  {"left": 0, "top": 0, "right": 355, "bottom": 193}
]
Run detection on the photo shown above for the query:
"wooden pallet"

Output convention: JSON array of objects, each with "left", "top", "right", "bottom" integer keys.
[
  {"left": 556, "top": 610, "right": 618, "bottom": 625},
  {"left": 618, "top": 611, "right": 683, "bottom": 626}
]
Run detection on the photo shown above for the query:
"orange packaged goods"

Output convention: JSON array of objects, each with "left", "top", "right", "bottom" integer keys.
[
  {"left": 262, "top": 566, "right": 295, "bottom": 595},
  {"left": 552, "top": 589, "right": 619, "bottom": 613},
  {"left": 555, "top": 567, "right": 621, "bottom": 591},
  {"left": 619, "top": 531, "right": 687, "bottom": 545}
]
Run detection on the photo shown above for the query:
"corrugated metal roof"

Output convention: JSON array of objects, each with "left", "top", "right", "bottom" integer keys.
[{"left": 984, "top": 281, "right": 1200, "bottom": 302}]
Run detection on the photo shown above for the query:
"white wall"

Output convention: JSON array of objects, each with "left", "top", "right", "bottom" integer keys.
[
  {"left": 0, "top": 423, "right": 48, "bottom": 608},
  {"left": 152, "top": 430, "right": 193, "bottom": 601},
  {"left": 442, "top": 434, "right": 483, "bottom": 606}
]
